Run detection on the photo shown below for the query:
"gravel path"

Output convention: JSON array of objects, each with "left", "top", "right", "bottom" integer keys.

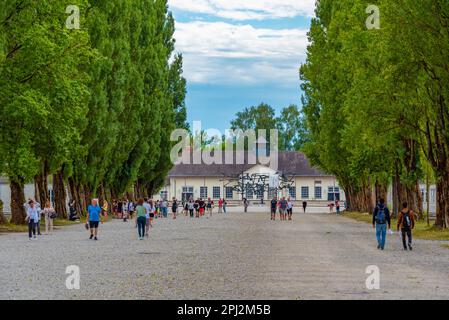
[{"left": 0, "top": 211, "right": 448, "bottom": 300}]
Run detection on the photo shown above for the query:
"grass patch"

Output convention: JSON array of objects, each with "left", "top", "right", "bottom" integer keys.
[
  {"left": 342, "top": 211, "right": 449, "bottom": 241},
  {"left": 0, "top": 215, "right": 112, "bottom": 233}
]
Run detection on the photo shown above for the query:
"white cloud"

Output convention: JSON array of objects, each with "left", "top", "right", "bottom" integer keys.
[
  {"left": 174, "top": 21, "right": 308, "bottom": 85},
  {"left": 168, "top": 0, "right": 316, "bottom": 20}
]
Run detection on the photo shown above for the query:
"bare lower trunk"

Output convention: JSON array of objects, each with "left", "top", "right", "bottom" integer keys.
[
  {"left": 395, "top": 180, "right": 423, "bottom": 220},
  {"left": 435, "top": 177, "right": 448, "bottom": 228},
  {"left": 375, "top": 181, "right": 388, "bottom": 204},
  {"left": 83, "top": 185, "right": 92, "bottom": 212},
  {"left": 345, "top": 181, "right": 373, "bottom": 213},
  {"left": 53, "top": 171, "right": 67, "bottom": 219},
  {"left": 33, "top": 162, "right": 49, "bottom": 205},
  {"left": 10, "top": 179, "right": 26, "bottom": 224},
  {"left": 426, "top": 175, "right": 430, "bottom": 226}
]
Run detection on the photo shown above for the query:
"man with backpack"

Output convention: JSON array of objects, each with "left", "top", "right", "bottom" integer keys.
[
  {"left": 397, "top": 202, "right": 415, "bottom": 251},
  {"left": 372, "top": 198, "right": 391, "bottom": 250}
]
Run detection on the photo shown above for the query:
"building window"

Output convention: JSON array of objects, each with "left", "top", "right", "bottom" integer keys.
[
  {"left": 160, "top": 190, "right": 168, "bottom": 200},
  {"left": 213, "top": 186, "right": 221, "bottom": 199},
  {"left": 200, "top": 186, "right": 208, "bottom": 198},
  {"left": 328, "top": 187, "right": 340, "bottom": 201},
  {"left": 245, "top": 186, "right": 253, "bottom": 199},
  {"left": 315, "top": 186, "right": 322, "bottom": 199},
  {"left": 301, "top": 186, "right": 309, "bottom": 199},
  {"left": 256, "top": 189, "right": 264, "bottom": 199},
  {"left": 225, "top": 187, "right": 234, "bottom": 199},
  {"left": 289, "top": 187, "right": 296, "bottom": 199}
]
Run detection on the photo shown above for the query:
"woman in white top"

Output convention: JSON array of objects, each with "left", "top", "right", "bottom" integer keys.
[
  {"left": 287, "top": 198, "right": 293, "bottom": 221},
  {"left": 25, "top": 200, "right": 39, "bottom": 240},
  {"left": 43, "top": 200, "right": 56, "bottom": 234}
]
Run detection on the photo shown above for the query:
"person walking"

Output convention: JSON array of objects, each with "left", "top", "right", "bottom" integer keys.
[
  {"left": 188, "top": 199, "right": 195, "bottom": 218},
  {"left": 336, "top": 200, "right": 341, "bottom": 215},
  {"left": 218, "top": 198, "right": 223, "bottom": 213},
  {"left": 280, "top": 197, "right": 288, "bottom": 221},
  {"left": 270, "top": 197, "right": 277, "bottom": 221},
  {"left": 397, "top": 202, "right": 416, "bottom": 251},
  {"left": 87, "top": 198, "right": 102, "bottom": 241},
  {"left": 117, "top": 199, "right": 123, "bottom": 219},
  {"left": 287, "top": 198, "right": 293, "bottom": 221},
  {"left": 194, "top": 199, "right": 200, "bottom": 218},
  {"left": 135, "top": 199, "right": 147, "bottom": 240},
  {"left": 372, "top": 198, "right": 391, "bottom": 250},
  {"left": 243, "top": 198, "right": 249, "bottom": 213},
  {"left": 161, "top": 199, "right": 168, "bottom": 218},
  {"left": 43, "top": 200, "right": 56, "bottom": 235},
  {"left": 199, "top": 198, "right": 206, "bottom": 217},
  {"left": 102, "top": 199, "right": 109, "bottom": 219},
  {"left": 206, "top": 198, "right": 213, "bottom": 217},
  {"left": 143, "top": 198, "right": 151, "bottom": 234},
  {"left": 183, "top": 201, "right": 188, "bottom": 216},
  {"left": 123, "top": 199, "right": 129, "bottom": 222},
  {"left": 127, "top": 199, "right": 135, "bottom": 220},
  {"left": 223, "top": 200, "right": 227, "bottom": 214},
  {"left": 69, "top": 200, "right": 80, "bottom": 221},
  {"left": 171, "top": 198, "right": 178, "bottom": 219},
  {"left": 302, "top": 201, "right": 307, "bottom": 213},
  {"left": 25, "top": 200, "right": 39, "bottom": 240}
]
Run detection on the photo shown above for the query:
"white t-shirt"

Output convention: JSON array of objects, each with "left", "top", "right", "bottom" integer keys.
[{"left": 143, "top": 203, "right": 151, "bottom": 218}]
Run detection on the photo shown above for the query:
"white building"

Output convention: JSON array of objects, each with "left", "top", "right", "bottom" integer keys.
[{"left": 157, "top": 151, "right": 345, "bottom": 207}]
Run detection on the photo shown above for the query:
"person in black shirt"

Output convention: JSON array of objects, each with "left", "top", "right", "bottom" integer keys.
[
  {"left": 372, "top": 198, "right": 391, "bottom": 250},
  {"left": 270, "top": 197, "right": 278, "bottom": 221}
]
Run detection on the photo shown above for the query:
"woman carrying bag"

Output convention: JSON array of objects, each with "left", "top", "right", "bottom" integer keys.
[{"left": 43, "top": 200, "right": 57, "bottom": 235}]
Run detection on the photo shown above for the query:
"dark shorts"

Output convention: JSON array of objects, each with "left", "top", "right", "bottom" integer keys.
[
  {"left": 149, "top": 213, "right": 154, "bottom": 218},
  {"left": 89, "top": 221, "right": 99, "bottom": 229},
  {"left": 271, "top": 208, "right": 276, "bottom": 214}
]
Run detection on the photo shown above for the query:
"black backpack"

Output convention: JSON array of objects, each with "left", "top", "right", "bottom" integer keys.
[
  {"left": 376, "top": 206, "right": 386, "bottom": 224},
  {"left": 402, "top": 211, "right": 412, "bottom": 228}
]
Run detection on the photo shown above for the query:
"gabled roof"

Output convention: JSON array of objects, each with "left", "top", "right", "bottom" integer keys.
[{"left": 168, "top": 151, "right": 330, "bottom": 178}]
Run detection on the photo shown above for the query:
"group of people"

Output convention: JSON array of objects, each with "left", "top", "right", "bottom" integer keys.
[
  {"left": 24, "top": 198, "right": 57, "bottom": 240},
  {"left": 24, "top": 193, "right": 417, "bottom": 252},
  {"left": 372, "top": 198, "right": 416, "bottom": 251},
  {"left": 182, "top": 198, "right": 228, "bottom": 218},
  {"left": 85, "top": 196, "right": 227, "bottom": 241},
  {"left": 108, "top": 198, "right": 183, "bottom": 222},
  {"left": 328, "top": 200, "right": 342, "bottom": 214},
  {"left": 270, "top": 197, "right": 294, "bottom": 221}
]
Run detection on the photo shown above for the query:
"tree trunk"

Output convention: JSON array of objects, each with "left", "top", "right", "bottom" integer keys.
[
  {"left": 33, "top": 161, "right": 49, "bottom": 205},
  {"left": 435, "top": 177, "right": 448, "bottom": 229},
  {"left": 0, "top": 199, "right": 7, "bottom": 224},
  {"left": 53, "top": 171, "right": 67, "bottom": 219},
  {"left": 10, "top": 179, "right": 26, "bottom": 224},
  {"left": 83, "top": 185, "right": 92, "bottom": 211},
  {"left": 374, "top": 181, "right": 388, "bottom": 204},
  {"left": 426, "top": 175, "right": 430, "bottom": 226}
]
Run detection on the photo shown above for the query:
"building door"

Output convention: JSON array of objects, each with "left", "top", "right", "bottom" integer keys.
[{"left": 182, "top": 186, "right": 194, "bottom": 201}]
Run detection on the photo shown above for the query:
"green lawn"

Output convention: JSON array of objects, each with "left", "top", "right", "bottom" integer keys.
[
  {"left": 0, "top": 216, "right": 112, "bottom": 234},
  {"left": 342, "top": 212, "right": 449, "bottom": 241}
]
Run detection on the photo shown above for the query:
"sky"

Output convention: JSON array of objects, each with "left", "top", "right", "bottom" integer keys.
[{"left": 167, "top": 0, "right": 316, "bottom": 132}]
